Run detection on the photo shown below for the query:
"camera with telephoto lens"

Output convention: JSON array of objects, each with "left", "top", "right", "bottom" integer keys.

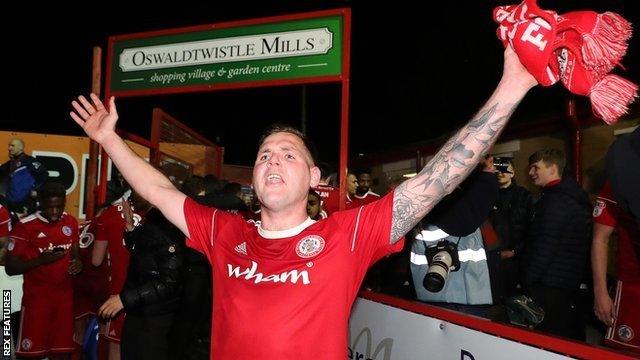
[
  {"left": 423, "top": 240, "right": 461, "bottom": 292},
  {"left": 493, "top": 157, "right": 513, "bottom": 174}
]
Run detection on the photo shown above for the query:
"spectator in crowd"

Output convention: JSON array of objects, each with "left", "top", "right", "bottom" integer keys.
[
  {"left": 92, "top": 191, "right": 137, "bottom": 360},
  {"left": 489, "top": 157, "right": 534, "bottom": 296},
  {"left": 523, "top": 148, "right": 591, "bottom": 341},
  {"left": 99, "top": 192, "right": 185, "bottom": 360},
  {"left": 181, "top": 175, "right": 205, "bottom": 199},
  {"left": 605, "top": 126, "right": 640, "bottom": 224},
  {"left": 0, "top": 201, "right": 22, "bottom": 359},
  {"left": 355, "top": 169, "right": 381, "bottom": 205},
  {"left": 0, "top": 138, "right": 48, "bottom": 216},
  {"left": 345, "top": 172, "right": 359, "bottom": 209},
  {"left": 307, "top": 189, "right": 322, "bottom": 220},
  {"left": 411, "top": 163, "right": 503, "bottom": 320},
  {"left": 313, "top": 162, "right": 340, "bottom": 218},
  {"left": 72, "top": 204, "right": 110, "bottom": 359},
  {"left": 592, "top": 127, "right": 640, "bottom": 355},
  {"left": 106, "top": 169, "right": 129, "bottom": 204},
  {"left": 172, "top": 178, "right": 214, "bottom": 360},
  {"left": 5, "top": 182, "right": 82, "bottom": 359}
]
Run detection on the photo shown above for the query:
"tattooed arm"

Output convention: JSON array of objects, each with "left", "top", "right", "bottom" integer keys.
[{"left": 390, "top": 46, "right": 537, "bottom": 243}]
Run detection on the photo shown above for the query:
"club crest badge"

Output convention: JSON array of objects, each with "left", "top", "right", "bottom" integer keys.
[
  {"left": 62, "top": 226, "right": 72, "bottom": 236},
  {"left": 617, "top": 325, "right": 634, "bottom": 342},
  {"left": 22, "top": 338, "right": 32, "bottom": 351},
  {"left": 593, "top": 200, "right": 606, "bottom": 218},
  {"left": 296, "top": 235, "right": 325, "bottom": 259}
]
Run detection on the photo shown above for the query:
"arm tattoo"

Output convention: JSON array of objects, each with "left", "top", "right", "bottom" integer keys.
[{"left": 390, "top": 102, "right": 519, "bottom": 243}]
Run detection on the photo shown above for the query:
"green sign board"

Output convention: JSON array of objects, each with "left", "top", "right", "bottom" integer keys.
[{"left": 109, "top": 16, "right": 343, "bottom": 93}]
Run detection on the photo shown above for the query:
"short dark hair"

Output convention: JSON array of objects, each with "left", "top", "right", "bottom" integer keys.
[
  {"left": 223, "top": 182, "right": 242, "bottom": 196},
  {"left": 181, "top": 175, "right": 204, "bottom": 198},
  {"left": 202, "top": 174, "right": 222, "bottom": 195},
  {"left": 529, "top": 148, "right": 566, "bottom": 175},
  {"left": 39, "top": 182, "right": 66, "bottom": 200},
  {"left": 258, "top": 123, "right": 317, "bottom": 165},
  {"left": 316, "top": 162, "right": 334, "bottom": 179},
  {"left": 308, "top": 189, "right": 320, "bottom": 200},
  {"left": 356, "top": 168, "right": 372, "bottom": 177}
]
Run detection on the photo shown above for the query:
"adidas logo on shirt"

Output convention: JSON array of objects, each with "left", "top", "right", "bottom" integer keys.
[
  {"left": 234, "top": 242, "right": 247, "bottom": 255},
  {"left": 37, "top": 232, "right": 47, "bottom": 238}
]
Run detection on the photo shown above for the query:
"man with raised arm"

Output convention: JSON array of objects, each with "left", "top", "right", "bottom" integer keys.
[{"left": 70, "top": 46, "right": 536, "bottom": 359}]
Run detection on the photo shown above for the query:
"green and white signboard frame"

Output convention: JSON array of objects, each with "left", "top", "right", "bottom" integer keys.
[{"left": 105, "top": 8, "right": 352, "bottom": 207}]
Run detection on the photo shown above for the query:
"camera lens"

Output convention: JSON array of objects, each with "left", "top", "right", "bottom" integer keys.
[
  {"left": 423, "top": 251, "right": 453, "bottom": 292},
  {"left": 424, "top": 272, "right": 446, "bottom": 292}
]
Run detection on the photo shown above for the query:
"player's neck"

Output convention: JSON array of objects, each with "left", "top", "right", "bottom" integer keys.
[{"left": 260, "top": 203, "right": 309, "bottom": 232}]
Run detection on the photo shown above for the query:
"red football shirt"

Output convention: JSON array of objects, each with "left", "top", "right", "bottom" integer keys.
[
  {"left": 9, "top": 212, "right": 78, "bottom": 296},
  {"left": 313, "top": 184, "right": 340, "bottom": 217},
  {"left": 593, "top": 183, "right": 640, "bottom": 283},
  {"left": 184, "top": 192, "right": 403, "bottom": 359},
  {"left": 0, "top": 204, "right": 10, "bottom": 237},
  {"left": 95, "top": 204, "right": 139, "bottom": 294},
  {"left": 73, "top": 220, "right": 109, "bottom": 304},
  {"left": 352, "top": 190, "right": 381, "bottom": 207}
]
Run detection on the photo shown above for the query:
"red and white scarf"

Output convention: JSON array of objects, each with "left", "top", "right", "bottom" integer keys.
[{"left": 494, "top": 0, "right": 637, "bottom": 124}]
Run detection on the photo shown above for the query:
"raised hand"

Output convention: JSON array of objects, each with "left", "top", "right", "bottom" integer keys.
[
  {"left": 502, "top": 45, "right": 538, "bottom": 92},
  {"left": 70, "top": 93, "right": 119, "bottom": 144}
]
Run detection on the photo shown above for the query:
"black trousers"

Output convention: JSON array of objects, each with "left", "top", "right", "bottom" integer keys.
[
  {"left": 169, "top": 259, "right": 212, "bottom": 359},
  {"left": 121, "top": 312, "right": 175, "bottom": 360},
  {"left": 528, "top": 283, "right": 585, "bottom": 341}
]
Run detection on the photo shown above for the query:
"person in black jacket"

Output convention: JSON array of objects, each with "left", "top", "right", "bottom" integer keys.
[
  {"left": 524, "top": 148, "right": 591, "bottom": 341},
  {"left": 98, "top": 192, "right": 185, "bottom": 360},
  {"left": 489, "top": 158, "right": 534, "bottom": 296}
]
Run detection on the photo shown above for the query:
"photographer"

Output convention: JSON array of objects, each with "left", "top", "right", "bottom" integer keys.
[{"left": 410, "top": 161, "right": 501, "bottom": 319}]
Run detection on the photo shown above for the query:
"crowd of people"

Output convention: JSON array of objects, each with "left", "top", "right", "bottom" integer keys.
[{"left": 0, "top": 33, "right": 637, "bottom": 360}]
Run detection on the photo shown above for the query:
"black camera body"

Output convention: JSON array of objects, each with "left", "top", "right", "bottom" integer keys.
[
  {"left": 423, "top": 240, "right": 461, "bottom": 292},
  {"left": 493, "top": 157, "right": 513, "bottom": 174}
]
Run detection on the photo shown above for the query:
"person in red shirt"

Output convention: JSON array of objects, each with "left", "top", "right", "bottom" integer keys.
[
  {"left": 72, "top": 205, "right": 110, "bottom": 358},
  {"left": 70, "top": 45, "right": 537, "bottom": 359},
  {"left": 0, "top": 203, "right": 19, "bottom": 357},
  {"left": 91, "top": 194, "right": 140, "bottom": 360},
  {"left": 306, "top": 189, "right": 322, "bottom": 220},
  {"left": 355, "top": 169, "right": 381, "bottom": 205},
  {"left": 592, "top": 181, "right": 640, "bottom": 354},
  {"left": 313, "top": 163, "right": 340, "bottom": 218},
  {"left": 5, "top": 182, "right": 82, "bottom": 359},
  {"left": 0, "top": 203, "right": 10, "bottom": 255}
]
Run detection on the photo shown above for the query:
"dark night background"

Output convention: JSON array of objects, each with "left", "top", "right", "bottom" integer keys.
[{"left": 5, "top": 1, "right": 639, "bottom": 166}]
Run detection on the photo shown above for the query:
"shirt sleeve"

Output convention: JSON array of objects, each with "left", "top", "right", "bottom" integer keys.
[
  {"left": 183, "top": 197, "right": 237, "bottom": 261},
  {"left": 331, "top": 192, "right": 404, "bottom": 269},
  {"left": 0, "top": 206, "right": 11, "bottom": 237},
  {"left": 8, "top": 222, "right": 32, "bottom": 260},
  {"left": 69, "top": 217, "right": 79, "bottom": 246},
  {"left": 94, "top": 215, "right": 119, "bottom": 247},
  {"left": 593, "top": 183, "right": 617, "bottom": 227}
]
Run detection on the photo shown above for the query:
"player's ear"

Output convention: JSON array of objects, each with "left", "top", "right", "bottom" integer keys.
[{"left": 310, "top": 166, "right": 321, "bottom": 188}]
